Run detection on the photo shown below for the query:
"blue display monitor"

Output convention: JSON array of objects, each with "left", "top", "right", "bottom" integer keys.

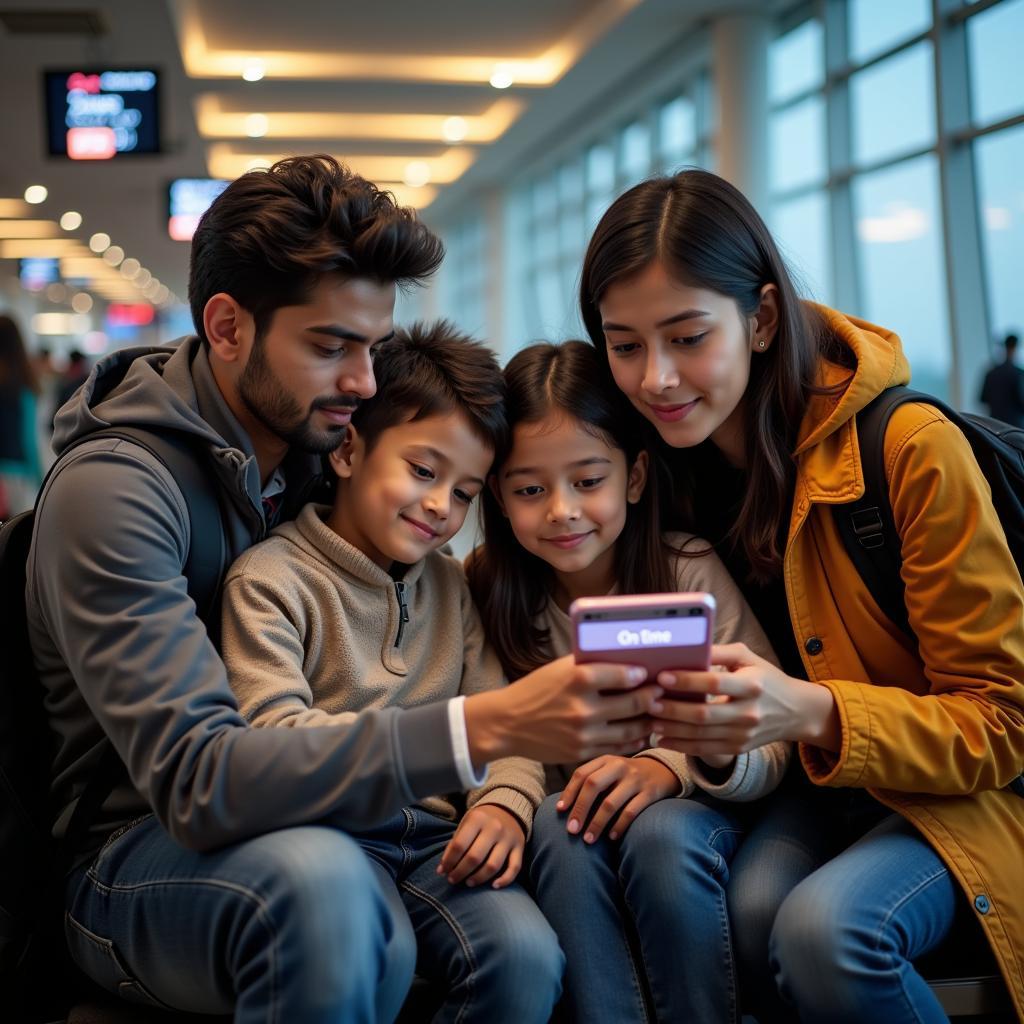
[
  {"left": 45, "top": 69, "right": 160, "bottom": 159},
  {"left": 167, "top": 178, "right": 230, "bottom": 241}
]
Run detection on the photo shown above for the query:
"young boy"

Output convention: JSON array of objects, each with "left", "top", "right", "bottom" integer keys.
[{"left": 220, "top": 321, "right": 561, "bottom": 1022}]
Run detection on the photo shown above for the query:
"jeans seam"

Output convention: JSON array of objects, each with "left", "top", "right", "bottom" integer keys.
[
  {"left": 80, "top": 874, "right": 278, "bottom": 1024},
  {"left": 402, "top": 880, "right": 477, "bottom": 1024},
  {"left": 869, "top": 866, "right": 950, "bottom": 1024}
]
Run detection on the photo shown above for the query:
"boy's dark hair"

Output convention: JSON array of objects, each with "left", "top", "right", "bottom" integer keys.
[
  {"left": 188, "top": 154, "right": 444, "bottom": 345},
  {"left": 351, "top": 320, "right": 507, "bottom": 455}
]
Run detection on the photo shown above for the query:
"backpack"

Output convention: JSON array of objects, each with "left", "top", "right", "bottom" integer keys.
[
  {"left": 835, "top": 385, "right": 1024, "bottom": 798},
  {"left": 0, "top": 426, "right": 224, "bottom": 1022}
]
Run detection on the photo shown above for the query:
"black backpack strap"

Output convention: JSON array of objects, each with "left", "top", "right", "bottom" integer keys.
[
  {"left": 52, "top": 426, "right": 225, "bottom": 864},
  {"left": 836, "top": 386, "right": 930, "bottom": 641}
]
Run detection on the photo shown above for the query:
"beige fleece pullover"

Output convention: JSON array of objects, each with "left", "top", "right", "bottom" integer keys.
[
  {"left": 537, "top": 532, "right": 791, "bottom": 801},
  {"left": 221, "top": 503, "right": 546, "bottom": 833}
]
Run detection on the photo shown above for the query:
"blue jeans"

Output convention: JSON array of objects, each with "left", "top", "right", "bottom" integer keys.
[
  {"left": 66, "top": 809, "right": 562, "bottom": 1023},
  {"left": 351, "top": 807, "right": 563, "bottom": 1023},
  {"left": 530, "top": 785, "right": 957, "bottom": 1023},
  {"left": 65, "top": 815, "right": 415, "bottom": 1023}
]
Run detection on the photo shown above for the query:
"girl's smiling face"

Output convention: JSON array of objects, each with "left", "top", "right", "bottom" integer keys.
[{"left": 495, "top": 412, "right": 647, "bottom": 603}]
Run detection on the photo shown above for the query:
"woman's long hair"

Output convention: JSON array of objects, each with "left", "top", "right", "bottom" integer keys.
[
  {"left": 579, "top": 169, "right": 851, "bottom": 582},
  {"left": 467, "top": 340, "right": 677, "bottom": 680}
]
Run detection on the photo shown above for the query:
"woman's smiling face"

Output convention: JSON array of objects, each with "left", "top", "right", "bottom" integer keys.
[{"left": 598, "top": 260, "right": 762, "bottom": 465}]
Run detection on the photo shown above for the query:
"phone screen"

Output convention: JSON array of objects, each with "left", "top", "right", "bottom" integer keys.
[{"left": 577, "top": 614, "right": 708, "bottom": 653}]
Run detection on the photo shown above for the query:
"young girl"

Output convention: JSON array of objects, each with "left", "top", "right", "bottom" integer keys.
[
  {"left": 466, "top": 339, "right": 790, "bottom": 1022},
  {"left": 572, "top": 168, "right": 1024, "bottom": 1022}
]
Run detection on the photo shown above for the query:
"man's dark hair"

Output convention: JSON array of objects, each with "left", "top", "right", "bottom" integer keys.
[
  {"left": 1005, "top": 334, "right": 1019, "bottom": 353},
  {"left": 351, "top": 320, "right": 507, "bottom": 455},
  {"left": 188, "top": 154, "right": 444, "bottom": 345}
]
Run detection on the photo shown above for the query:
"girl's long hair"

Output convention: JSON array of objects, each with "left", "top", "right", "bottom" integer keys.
[
  {"left": 467, "top": 340, "right": 677, "bottom": 680},
  {"left": 579, "top": 169, "right": 852, "bottom": 582}
]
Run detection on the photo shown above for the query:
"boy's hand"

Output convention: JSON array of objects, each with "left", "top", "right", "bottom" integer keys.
[
  {"left": 557, "top": 755, "right": 681, "bottom": 843},
  {"left": 438, "top": 805, "right": 526, "bottom": 889}
]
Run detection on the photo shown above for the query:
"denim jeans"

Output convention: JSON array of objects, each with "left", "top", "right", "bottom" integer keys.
[
  {"left": 66, "top": 808, "right": 563, "bottom": 1023},
  {"left": 350, "top": 806, "right": 563, "bottom": 1023},
  {"left": 65, "top": 815, "right": 416, "bottom": 1023},
  {"left": 530, "top": 781, "right": 957, "bottom": 1024}
]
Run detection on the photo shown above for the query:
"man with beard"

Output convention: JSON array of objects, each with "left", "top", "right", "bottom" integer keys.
[{"left": 25, "top": 155, "right": 661, "bottom": 1022}]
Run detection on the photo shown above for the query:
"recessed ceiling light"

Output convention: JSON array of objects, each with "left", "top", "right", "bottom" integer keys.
[
  {"left": 242, "top": 61, "right": 265, "bottom": 82},
  {"left": 60, "top": 211, "right": 83, "bottom": 231},
  {"left": 489, "top": 66, "right": 514, "bottom": 89},
  {"left": 71, "top": 292, "right": 93, "bottom": 313},
  {"left": 24, "top": 185, "right": 48, "bottom": 204},
  {"left": 89, "top": 232, "right": 111, "bottom": 253},
  {"left": 120, "top": 257, "right": 141, "bottom": 278},
  {"left": 103, "top": 245, "right": 124, "bottom": 266},
  {"left": 403, "top": 161, "right": 431, "bottom": 188},
  {"left": 135, "top": 269, "right": 152, "bottom": 289},
  {"left": 246, "top": 113, "right": 268, "bottom": 138},
  {"left": 442, "top": 116, "right": 468, "bottom": 142}
]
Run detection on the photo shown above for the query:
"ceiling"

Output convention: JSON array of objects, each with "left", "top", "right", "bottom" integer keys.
[{"left": 0, "top": 0, "right": 723, "bottom": 312}]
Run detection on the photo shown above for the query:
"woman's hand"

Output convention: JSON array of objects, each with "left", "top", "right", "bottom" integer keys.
[
  {"left": 438, "top": 805, "right": 527, "bottom": 889},
  {"left": 556, "top": 754, "right": 682, "bottom": 842},
  {"left": 650, "top": 643, "right": 840, "bottom": 755}
]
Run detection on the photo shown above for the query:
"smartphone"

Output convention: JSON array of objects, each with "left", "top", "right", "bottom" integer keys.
[{"left": 570, "top": 592, "right": 715, "bottom": 697}]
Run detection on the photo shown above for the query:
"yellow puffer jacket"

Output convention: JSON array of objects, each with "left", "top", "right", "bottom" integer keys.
[{"left": 788, "top": 306, "right": 1024, "bottom": 1017}]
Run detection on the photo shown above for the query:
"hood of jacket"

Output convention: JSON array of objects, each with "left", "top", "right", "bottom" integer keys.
[
  {"left": 52, "top": 338, "right": 230, "bottom": 457},
  {"left": 791, "top": 305, "right": 913, "bottom": 507}
]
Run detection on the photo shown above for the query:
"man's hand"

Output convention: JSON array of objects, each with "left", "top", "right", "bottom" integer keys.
[
  {"left": 464, "top": 655, "right": 664, "bottom": 766},
  {"left": 557, "top": 755, "right": 681, "bottom": 842},
  {"left": 437, "top": 805, "right": 526, "bottom": 889}
]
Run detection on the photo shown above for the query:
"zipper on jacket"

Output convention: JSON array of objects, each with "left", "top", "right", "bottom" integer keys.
[{"left": 393, "top": 580, "right": 410, "bottom": 647}]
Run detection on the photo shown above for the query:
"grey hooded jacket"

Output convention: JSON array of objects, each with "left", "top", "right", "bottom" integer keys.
[{"left": 26, "top": 337, "right": 462, "bottom": 855}]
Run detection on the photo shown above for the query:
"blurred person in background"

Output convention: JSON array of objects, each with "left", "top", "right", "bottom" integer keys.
[
  {"left": 0, "top": 313, "right": 43, "bottom": 518},
  {"left": 56, "top": 348, "right": 90, "bottom": 411},
  {"left": 980, "top": 333, "right": 1024, "bottom": 427}
]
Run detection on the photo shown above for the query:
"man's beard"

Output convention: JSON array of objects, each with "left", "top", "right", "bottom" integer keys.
[{"left": 238, "top": 340, "right": 357, "bottom": 454}]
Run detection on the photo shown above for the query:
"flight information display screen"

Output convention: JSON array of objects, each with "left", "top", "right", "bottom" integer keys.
[
  {"left": 167, "top": 178, "right": 230, "bottom": 241},
  {"left": 45, "top": 69, "right": 160, "bottom": 159}
]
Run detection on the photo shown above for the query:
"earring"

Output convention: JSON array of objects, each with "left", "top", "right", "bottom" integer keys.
[{"left": 758, "top": 339, "right": 766, "bottom": 349}]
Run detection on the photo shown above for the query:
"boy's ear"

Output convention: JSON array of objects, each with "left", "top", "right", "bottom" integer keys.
[
  {"left": 626, "top": 450, "right": 649, "bottom": 504},
  {"left": 488, "top": 474, "right": 509, "bottom": 517},
  {"left": 329, "top": 423, "right": 363, "bottom": 480}
]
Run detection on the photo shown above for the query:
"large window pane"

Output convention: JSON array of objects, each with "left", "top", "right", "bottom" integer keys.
[
  {"left": 586, "top": 144, "right": 615, "bottom": 194},
  {"left": 770, "top": 96, "right": 826, "bottom": 193},
  {"left": 770, "top": 191, "right": 832, "bottom": 303},
  {"left": 853, "top": 156, "right": 950, "bottom": 398},
  {"left": 849, "top": 0, "right": 931, "bottom": 64},
  {"left": 658, "top": 95, "right": 696, "bottom": 165},
  {"left": 968, "top": 0, "right": 1024, "bottom": 127},
  {"left": 975, "top": 123, "right": 1024, "bottom": 341},
  {"left": 620, "top": 120, "right": 651, "bottom": 183},
  {"left": 769, "top": 20, "right": 824, "bottom": 104},
  {"left": 851, "top": 43, "right": 935, "bottom": 167}
]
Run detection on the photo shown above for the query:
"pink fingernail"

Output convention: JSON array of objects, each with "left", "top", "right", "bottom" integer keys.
[
  {"left": 567, "top": 818, "right": 580, "bottom": 834},
  {"left": 584, "top": 831, "right": 595, "bottom": 843},
  {"left": 556, "top": 800, "right": 566, "bottom": 810}
]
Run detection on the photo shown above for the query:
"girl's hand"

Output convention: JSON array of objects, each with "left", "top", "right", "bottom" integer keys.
[
  {"left": 650, "top": 643, "right": 840, "bottom": 754},
  {"left": 438, "top": 805, "right": 526, "bottom": 889},
  {"left": 557, "top": 754, "right": 681, "bottom": 842}
]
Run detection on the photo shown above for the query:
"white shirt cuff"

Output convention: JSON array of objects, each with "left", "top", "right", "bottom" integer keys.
[{"left": 448, "top": 695, "right": 488, "bottom": 789}]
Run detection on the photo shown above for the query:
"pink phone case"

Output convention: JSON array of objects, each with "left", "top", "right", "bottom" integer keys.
[{"left": 569, "top": 592, "right": 716, "bottom": 692}]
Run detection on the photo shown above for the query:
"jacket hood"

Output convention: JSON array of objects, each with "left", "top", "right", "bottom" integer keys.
[
  {"left": 793, "top": 304, "right": 912, "bottom": 456},
  {"left": 51, "top": 337, "right": 227, "bottom": 457}
]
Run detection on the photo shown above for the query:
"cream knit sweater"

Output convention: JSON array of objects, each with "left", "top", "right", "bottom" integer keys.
[{"left": 221, "top": 503, "right": 546, "bottom": 833}]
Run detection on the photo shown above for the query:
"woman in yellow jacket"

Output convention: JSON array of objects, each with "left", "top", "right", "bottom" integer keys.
[{"left": 573, "top": 169, "right": 1024, "bottom": 1022}]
